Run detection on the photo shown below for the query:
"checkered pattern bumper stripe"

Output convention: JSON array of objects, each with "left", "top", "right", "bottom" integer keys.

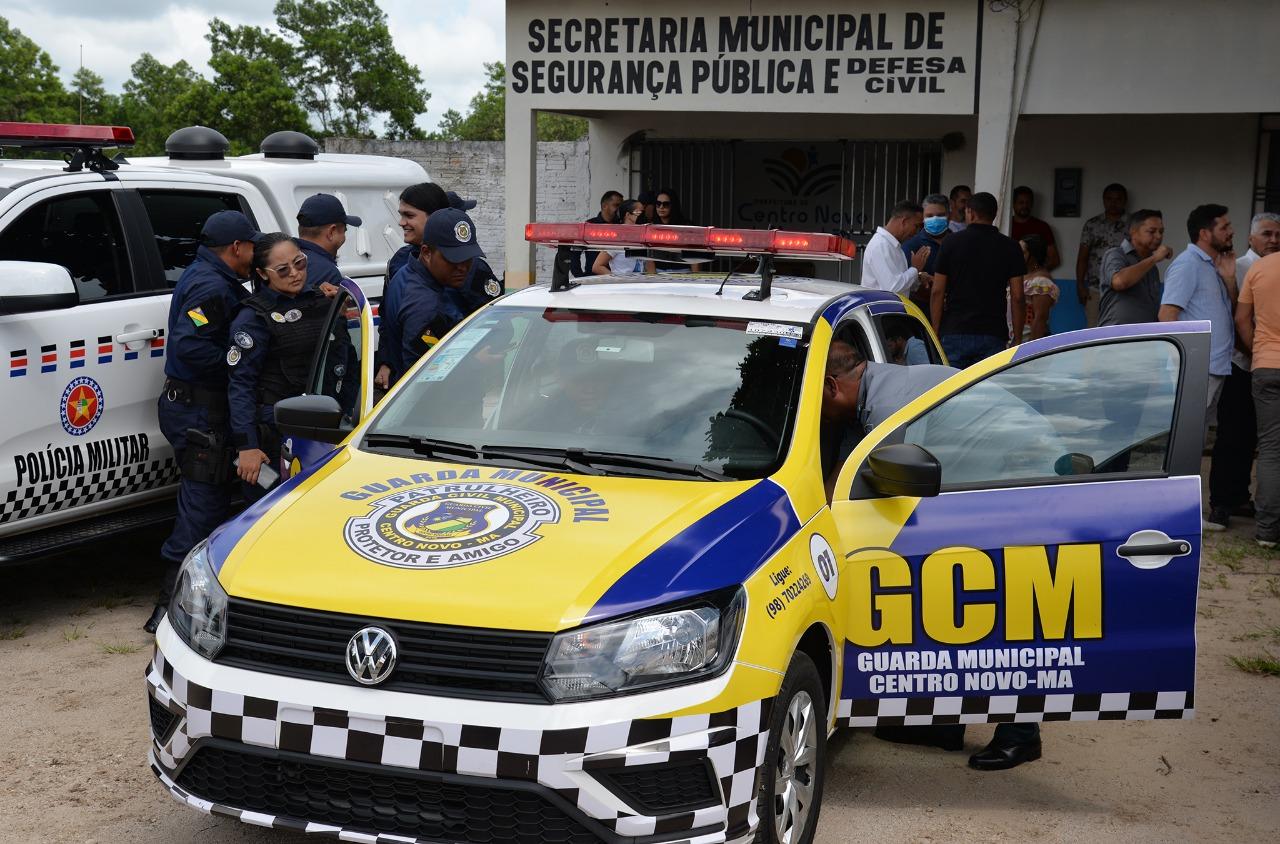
[
  {"left": 147, "top": 647, "right": 769, "bottom": 843},
  {"left": 0, "top": 458, "right": 177, "bottom": 524},
  {"left": 837, "top": 691, "right": 1194, "bottom": 727}
]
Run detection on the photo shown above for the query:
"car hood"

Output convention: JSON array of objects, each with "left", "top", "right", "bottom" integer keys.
[{"left": 210, "top": 448, "right": 799, "bottom": 632}]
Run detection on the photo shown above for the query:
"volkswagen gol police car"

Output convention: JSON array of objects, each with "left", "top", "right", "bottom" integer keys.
[{"left": 147, "top": 223, "right": 1205, "bottom": 844}]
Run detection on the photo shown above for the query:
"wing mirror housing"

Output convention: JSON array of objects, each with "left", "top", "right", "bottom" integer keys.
[
  {"left": 862, "top": 443, "right": 942, "bottom": 498},
  {"left": 0, "top": 261, "right": 78, "bottom": 314},
  {"left": 274, "top": 395, "right": 347, "bottom": 444}
]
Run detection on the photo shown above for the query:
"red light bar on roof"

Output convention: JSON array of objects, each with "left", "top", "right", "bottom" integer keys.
[
  {"left": 0, "top": 123, "right": 135, "bottom": 148},
  {"left": 524, "top": 223, "right": 857, "bottom": 260}
]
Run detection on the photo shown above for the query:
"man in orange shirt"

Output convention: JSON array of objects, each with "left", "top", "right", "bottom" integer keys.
[{"left": 1235, "top": 250, "right": 1280, "bottom": 546}]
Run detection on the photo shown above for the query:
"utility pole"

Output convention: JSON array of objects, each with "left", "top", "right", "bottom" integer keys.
[{"left": 78, "top": 45, "right": 84, "bottom": 124}]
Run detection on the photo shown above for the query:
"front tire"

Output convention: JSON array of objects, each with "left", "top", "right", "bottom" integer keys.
[{"left": 756, "top": 652, "right": 826, "bottom": 844}]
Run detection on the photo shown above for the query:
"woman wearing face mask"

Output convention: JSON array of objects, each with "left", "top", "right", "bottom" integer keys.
[
  {"left": 592, "top": 200, "right": 656, "bottom": 275},
  {"left": 902, "top": 193, "right": 952, "bottom": 313},
  {"left": 226, "top": 233, "right": 336, "bottom": 495}
]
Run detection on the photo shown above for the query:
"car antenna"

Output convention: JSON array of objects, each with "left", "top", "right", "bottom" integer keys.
[
  {"left": 715, "top": 255, "right": 757, "bottom": 296},
  {"left": 742, "top": 254, "right": 774, "bottom": 301}
]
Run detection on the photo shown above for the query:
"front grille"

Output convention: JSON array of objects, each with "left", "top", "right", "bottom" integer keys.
[
  {"left": 593, "top": 759, "right": 719, "bottom": 815},
  {"left": 216, "top": 598, "right": 553, "bottom": 702},
  {"left": 176, "top": 742, "right": 603, "bottom": 844},
  {"left": 149, "top": 694, "right": 177, "bottom": 742}
]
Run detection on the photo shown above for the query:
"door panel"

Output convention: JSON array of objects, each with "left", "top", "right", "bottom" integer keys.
[{"left": 830, "top": 325, "right": 1209, "bottom": 726}]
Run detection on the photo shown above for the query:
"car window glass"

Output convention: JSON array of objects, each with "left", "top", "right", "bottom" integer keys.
[
  {"left": 138, "top": 190, "right": 244, "bottom": 286},
  {"left": 0, "top": 191, "right": 131, "bottom": 301},
  {"left": 903, "top": 340, "right": 1179, "bottom": 487},
  {"left": 310, "top": 290, "right": 363, "bottom": 427},
  {"left": 876, "top": 313, "right": 941, "bottom": 365}
]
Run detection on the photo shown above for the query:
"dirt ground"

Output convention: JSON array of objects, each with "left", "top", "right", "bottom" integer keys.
[{"left": 1, "top": 509, "right": 1277, "bottom": 844}]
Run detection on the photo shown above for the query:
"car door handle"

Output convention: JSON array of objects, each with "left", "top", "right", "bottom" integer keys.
[
  {"left": 1117, "top": 530, "right": 1192, "bottom": 570},
  {"left": 115, "top": 328, "right": 160, "bottom": 344}
]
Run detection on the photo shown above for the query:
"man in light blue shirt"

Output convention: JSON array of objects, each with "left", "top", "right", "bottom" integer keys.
[{"left": 1160, "top": 204, "right": 1237, "bottom": 402}]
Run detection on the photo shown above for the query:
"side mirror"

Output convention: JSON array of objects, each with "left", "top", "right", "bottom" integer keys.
[
  {"left": 1054, "top": 452, "right": 1095, "bottom": 475},
  {"left": 862, "top": 443, "right": 942, "bottom": 498},
  {"left": 0, "top": 261, "right": 78, "bottom": 314},
  {"left": 275, "top": 395, "right": 347, "bottom": 444}
]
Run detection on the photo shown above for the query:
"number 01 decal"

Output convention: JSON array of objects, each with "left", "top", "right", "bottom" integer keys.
[{"left": 810, "top": 534, "right": 838, "bottom": 599}]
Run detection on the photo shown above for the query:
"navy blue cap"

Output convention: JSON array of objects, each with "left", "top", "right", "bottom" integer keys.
[
  {"left": 201, "top": 210, "right": 263, "bottom": 246},
  {"left": 424, "top": 208, "right": 484, "bottom": 263},
  {"left": 446, "top": 190, "right": 477, "bottom": 211},
  {"left": 297, "top": 193, "right": 362, "bottom": 227}
]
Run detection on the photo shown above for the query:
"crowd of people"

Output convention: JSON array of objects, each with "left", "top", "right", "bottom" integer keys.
[
  {"left": 570, "top": 187, "right": 690, "bottom": 277},
  {"left": 147, "top": 181, "right": 500, "bottom": 633}
]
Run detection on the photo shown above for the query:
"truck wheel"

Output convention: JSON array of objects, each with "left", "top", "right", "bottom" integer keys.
[{"left": 756, "top": 652, "right": 826, "bottom": 844}]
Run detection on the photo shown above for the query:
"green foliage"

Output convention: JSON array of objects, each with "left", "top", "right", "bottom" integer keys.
[
  {"left": 0, "top": 17, "right": 74, "bottom": 123},
  {"left": 273, "top": 0, "right": 428, "bottom": 139},
  {"left": 118, "top": 54, "right": 204, "bottom": 155},
  {"left": 70, "top": 67, "right": 116, "bottom": 125},
  {"left": 433, "top": 62, "right": 587, "bottom": 142}
]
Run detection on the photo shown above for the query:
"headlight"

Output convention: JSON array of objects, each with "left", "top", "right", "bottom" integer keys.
[
  {"left": 168, "top": 540, "right": 228, "bottom": 660},
  {"left": 541, "top": 588, "right": 744, "bottom": 701}
]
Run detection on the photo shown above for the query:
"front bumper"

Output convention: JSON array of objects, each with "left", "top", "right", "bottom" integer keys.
[{"left": 147, "top": 620, "right": 771, "bottom": 843}]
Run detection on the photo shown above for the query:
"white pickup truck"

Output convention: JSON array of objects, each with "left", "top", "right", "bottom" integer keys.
[{"left": 0, "top": 123, "right": 426, "bottom": 561}]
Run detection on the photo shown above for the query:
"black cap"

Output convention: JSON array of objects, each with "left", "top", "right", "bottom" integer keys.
[
  {"left": 201, "top": 211, "right": 263, "bottom": 246},
  {"left": 423, "top": 208, "right": 484, "bottom": 263},
  {"left": 297, "top": 193, "right": 362, "bottom": 227},
  {"left": 446, "top": 190, "right": 478, "bottom": 211}
]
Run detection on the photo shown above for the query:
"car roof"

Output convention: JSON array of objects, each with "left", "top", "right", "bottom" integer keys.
[{"left": 496, "top": 273, "right": 899, "bottom": 323}]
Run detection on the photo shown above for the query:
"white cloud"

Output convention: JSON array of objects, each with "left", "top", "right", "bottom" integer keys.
[{"left": 5, "top": 0, "right": 503, "bottom": 134}]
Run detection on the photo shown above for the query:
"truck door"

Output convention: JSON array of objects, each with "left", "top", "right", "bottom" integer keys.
[
  {"left": 281, "top": 278, "right": 375, "bottom": 477},
  {"left": 830, "top": 323, "right": 1208, "bottom": 726}
]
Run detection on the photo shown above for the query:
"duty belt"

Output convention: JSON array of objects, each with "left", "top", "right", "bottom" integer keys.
[{"left": 163, "top": 377, "right": 229, "bottom": 410}]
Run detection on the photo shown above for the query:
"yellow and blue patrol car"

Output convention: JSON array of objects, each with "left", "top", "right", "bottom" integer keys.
[{"left": 147, "top": 224, "right": 1206, "bottom": 844}]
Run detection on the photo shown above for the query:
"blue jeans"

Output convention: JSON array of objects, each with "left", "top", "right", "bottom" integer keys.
[{"left": 941, "top": 333, "right": 1006, "bottom": 369}]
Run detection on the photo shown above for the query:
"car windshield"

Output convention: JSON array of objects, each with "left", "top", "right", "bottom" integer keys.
[{"left": 364, "top": 306, "right": 808, "bottom": 480}]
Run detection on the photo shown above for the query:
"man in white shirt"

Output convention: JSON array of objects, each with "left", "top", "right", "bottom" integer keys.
[{"left": 861, "top": 200, "right": 929, "bottom": 294}]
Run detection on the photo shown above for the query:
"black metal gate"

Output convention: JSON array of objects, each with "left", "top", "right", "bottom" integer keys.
[{"left": 630, "top": 140, "right": 737, "bottom": 227}]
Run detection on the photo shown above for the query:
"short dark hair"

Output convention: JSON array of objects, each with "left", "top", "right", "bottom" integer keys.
[
  {"left": 1103, "top": 183, "right": 1128, "bottom": 196},
  {"left": 949, "top": 184, "right": 972, "bottom": 200},
  {"left": 890, "top": 200, "right": 923, "bottom": 220},
  {"left": 399, "top": 182, "right": 450, "bottom": 214},
  {"left": 1012, "top": 185, "right": 1034, "bottom": 201},
  {"left": 1186, "top": 204, "right": 1229, "bottom": 242},
  {"left": 968, "top": 192, "right": 998, "bottom": 222},
  {"left": 296, "top": 222, "right": 328, "bottom": 240},
  {"left": 1127, "top": 209, "right": 1162, "bottom": 231},
  {"left": 1020, "top": 233, "right": 1048, "bottom": 267},
  {"left": 599, "top": 190, "right": 622, "bottom": 207},
  {"left": 922, "top": 193, "right": 950, "bottom": 210},
  {"left": 826, "top": 340, "right": 865, "bottom": 378},
  {"left": 251, "top": 232, "right": 295, "bottom": 281}
]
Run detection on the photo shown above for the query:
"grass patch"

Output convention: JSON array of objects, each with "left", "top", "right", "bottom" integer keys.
[
  {"left": 100, "top": 642, "right": 142, "bottom": 655},
  {"left": 0, "top": 625, "right": 27, "bottom": 640},
  {"left": 1212, "top": 540, "right": 1249, "bottom": 571},
  {"left": 1230, "top": 653, "right": 1280, "bottom": 676},
  {"left": 62, "top": 625, "right": 88, "bottom": 642},
  {"left": 1231, "top": 626, "right": 1280, "bottom": 642}
]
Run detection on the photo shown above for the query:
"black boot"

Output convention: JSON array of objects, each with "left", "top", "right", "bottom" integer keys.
[
  {"left": 968, "top": 737, "right": 1042, "bottom": 770},
  {"left": 143, "top": 605, "right": 166, "bottom": 634}
]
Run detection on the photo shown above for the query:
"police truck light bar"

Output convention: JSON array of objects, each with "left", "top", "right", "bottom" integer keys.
[
  {"left": 0, "top": 123, "right": 135, "bottom": 148},
  {"left": 525, "top": 223, "right": 857, "bottom": 260}
]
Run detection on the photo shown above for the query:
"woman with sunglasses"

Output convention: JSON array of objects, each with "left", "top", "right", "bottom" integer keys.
[
  {"left": 226, "top": 233, "right": 337, "bottom": 495},
  {"left": 592, "top": 200, "right": 656, "bottom": 275},
  {"left": 654, "top": 188, "right": 691, "bottom": 225}
]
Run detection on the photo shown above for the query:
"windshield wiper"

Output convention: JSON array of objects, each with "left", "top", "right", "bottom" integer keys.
[
  {"left": 523, "top": 447, "right": 733, "bottom": 481},
  {"left": 363, "top": 433, "right": 481, "bottom": 459},
  {"left": 364, "top": 434, "right": 606, "bottom": 475},
  {"left": 476, "top": 445, "right": 605, "bottom": 476}
]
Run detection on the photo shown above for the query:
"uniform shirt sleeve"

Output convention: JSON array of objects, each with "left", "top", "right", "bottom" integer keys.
[
  {"left": 168, "top": 273, "right": 235, "bottom": 379},
  {"left": 1161, "top": 257, "right": 1195, "bottom": 310},
  {"left": 226, "top": 309, "right": 273, "bottom": 450},
  {"left": 399, "top": 285, "right": 445, "bottom": 374},
  {"left": 376, "top": 269, "right": 405, "bottom": 371},
  {"left": 306, "top": 257, "right": 343, "bottom": 290}
]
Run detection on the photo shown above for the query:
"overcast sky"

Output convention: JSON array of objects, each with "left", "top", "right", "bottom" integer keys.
[{"left": 5, "top": 0, "right": 504, "bottom": 134}]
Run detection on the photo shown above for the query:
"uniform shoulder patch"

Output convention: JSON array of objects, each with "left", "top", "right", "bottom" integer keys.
[
  {"left": 233, "top": 331, "right": 254, "bottom": 349},
  {"left": 187, "top": 307, "right": 209, "bottom": 327},
  {"left": 226, "top": 347, "right": 242, "bottom": 366},
  {"left": 484, "top": 279, "right": 501, "bottom": 298}
]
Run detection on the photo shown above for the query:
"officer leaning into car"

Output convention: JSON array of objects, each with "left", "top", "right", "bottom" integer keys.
[
  {"left": 385, "top": 208, "right": 497, "bottom": 383},
  {"left": 147, "top": 211, "right": 262, "bottom": 633},
  {"left": 226, "top": 232, "right": 340, "bottom": 500},
  {"left": 294, "top": 193, "right": 360, "bottom": 297}
]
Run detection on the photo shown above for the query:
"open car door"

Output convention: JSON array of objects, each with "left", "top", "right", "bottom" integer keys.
[
  {"left": 279, "top": 277, "right": 375, "bottom": 479},
  {"left": 830, "top": 322, "right": 1209, "bottom": 727}
]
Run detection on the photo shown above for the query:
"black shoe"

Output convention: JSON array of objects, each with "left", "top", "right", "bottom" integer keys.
[
  {"left": 874, "top": 724, "right": 965, "bottom": 752},
  {"left": 1204, "top": 507, "right": 1230, "bottom": 532},
  {"left": 1233, "top": 500, "right": 1257, "bottom": 518},
  {"left": 143, "top": 605, "right": 166, "bottom": 634},
  {"left": 968, "top": 739, "right": 1041, "bottom": 771}
]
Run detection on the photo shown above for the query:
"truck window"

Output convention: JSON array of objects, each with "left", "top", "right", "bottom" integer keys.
[
  {"left": 875, "top": 313, "right": 942, "bottom": 366},
  {"left": 0, "top": 191, "right": 132, "bottom": 301},
  {"left": 137, "top": 190, "right": 245, "bottom": 286}
]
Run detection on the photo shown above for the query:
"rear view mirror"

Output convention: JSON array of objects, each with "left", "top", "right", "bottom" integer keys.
[
  {"left": 862, "top": 443, "right": 942, "bottom": 498},
  {"left": 275, "top": 395, "right": 347, "bottom": 444},
  {"left": 0, "top": 261, "right": 78, "bottom": 314}
]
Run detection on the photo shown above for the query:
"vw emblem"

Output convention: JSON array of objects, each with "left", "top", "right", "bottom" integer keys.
[{"left": 345, "top": 626, "right": 397, "bottom": 686}]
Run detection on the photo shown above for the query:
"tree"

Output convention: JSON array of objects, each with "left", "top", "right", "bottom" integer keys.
[
  {"left": 0, "top": 16, "right": 74, "bottom": 123},
  {"left": 70, "top": 66, "right": 116, "bottom": 125},
  {"left": 117, "top": 54, "right": 205, "bottom": 154},
  {"left": 273, "top": 0, "right": 428, "bottom": 139},
  {"left": 432, "top": 62, "right": 586, "bottom": 142}
]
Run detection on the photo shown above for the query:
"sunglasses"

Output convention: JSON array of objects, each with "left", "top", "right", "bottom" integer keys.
[
  {"left": 655, "top": 200, "right": 672, "bottom": 208},
  {"left": 266, "top": 254, "right": 308, "bottom": 277}
]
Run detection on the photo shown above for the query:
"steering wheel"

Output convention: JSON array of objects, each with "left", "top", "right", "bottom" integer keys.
[{"left": 721, "top": 408, "right": 780, "bottom": 450}]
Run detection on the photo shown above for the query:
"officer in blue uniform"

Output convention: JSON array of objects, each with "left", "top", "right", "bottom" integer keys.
[
  {"left": 226, "top": 233, "right": 338, "bottom": 497},
  {"left": 378, "top": 183, "right": 451, "bottom": 388},
  {"left": 390, "top": 208, "right": 493, "bottom": 382},
  {"left": 148, "top": 211, "right": 262, "bottom": 633},
  {"left": 295, "top": 193, "right": 362, "bottom": 296}
]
